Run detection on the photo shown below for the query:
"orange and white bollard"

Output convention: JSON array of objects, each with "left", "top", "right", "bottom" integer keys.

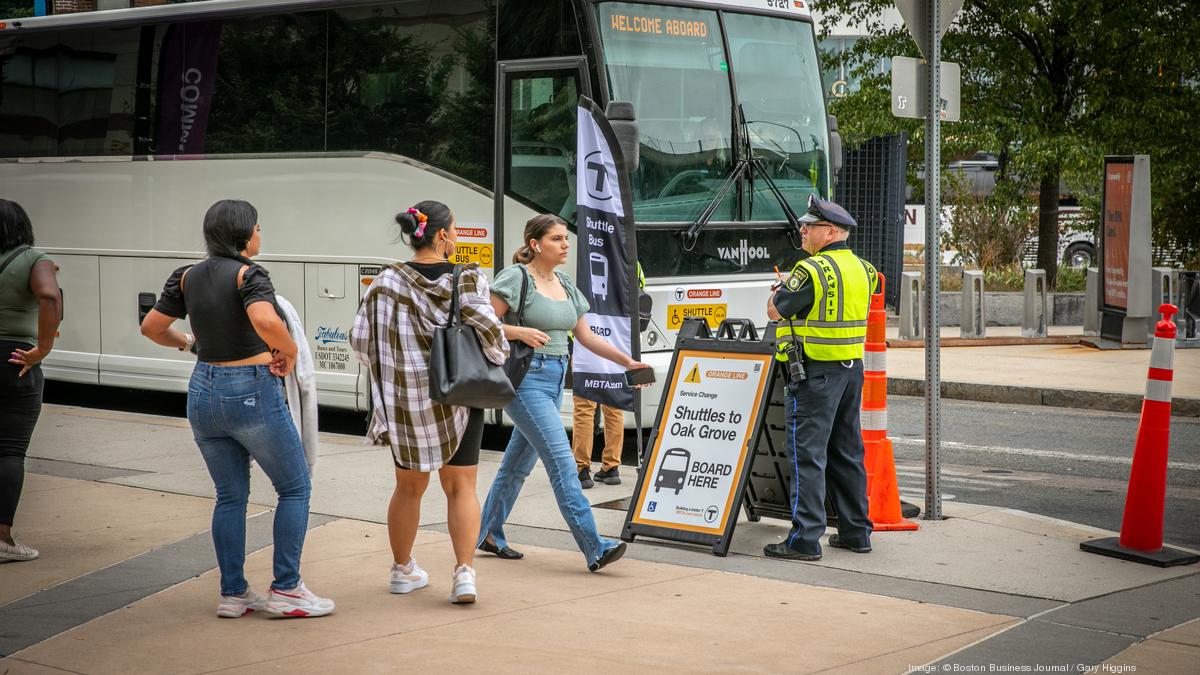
[
  {"left": 861, "top": 274, "right": 918, "bottom": 531},
  {"left": 1081, "top": 304, "right": 1199, "bottom": 566}
]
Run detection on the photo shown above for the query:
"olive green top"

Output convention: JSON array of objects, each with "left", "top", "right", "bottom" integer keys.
[
  {"left": 490, "top": 264, "right": 590, "bottom": 356},
  {"left": 0, "top": 247, "right": 52, "bottom": 346}
]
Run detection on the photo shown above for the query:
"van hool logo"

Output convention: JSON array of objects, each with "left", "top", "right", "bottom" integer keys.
[
  {"left": 717, "top": 239, "right": 770, "bottom": 266},
  {"left": 315, "top": 326, "right": 349, "bottom": 345}
]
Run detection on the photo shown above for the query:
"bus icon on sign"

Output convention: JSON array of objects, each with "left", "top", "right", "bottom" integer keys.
[
  {"left": 655, "top": 448, "right": 691, "bottom": 495},
  {"left": 590, "top": 253, "right": 609, "bottom": 301}
]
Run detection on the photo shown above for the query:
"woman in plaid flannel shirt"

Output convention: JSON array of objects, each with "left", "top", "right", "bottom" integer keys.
[{"left": 352, "top": 200, "right": 507, "bottom": 604}]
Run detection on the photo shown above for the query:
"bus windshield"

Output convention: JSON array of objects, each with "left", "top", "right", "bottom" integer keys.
[{"left": 596, "top": 2, "right": 829, "bottom": 225}]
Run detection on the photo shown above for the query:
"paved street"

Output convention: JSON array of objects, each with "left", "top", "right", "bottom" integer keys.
[
  {"left": 42, "top": 382, "right": 1200, "bottom": 551},
  {"left": 889, "top": 396, "right": 1200, "bottom": 550},
  {"left": 11, "top": 338, "right": 1198, "bottom": 672}
]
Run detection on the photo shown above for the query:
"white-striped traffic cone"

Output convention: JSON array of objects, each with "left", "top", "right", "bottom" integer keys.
[
  {"left": 862, "top": 274, "right": 917, "bottom": 531},
  {"left": 1080, "top": 304, "right": 1199, "bottom": 566}
]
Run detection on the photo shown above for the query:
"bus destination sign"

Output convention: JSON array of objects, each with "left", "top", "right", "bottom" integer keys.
[
  {"left": 450, "top": 224, "right": 494, "bottom": 269},
  {"left": 608, "top": 13, "right": 711, "bottom": 38}
]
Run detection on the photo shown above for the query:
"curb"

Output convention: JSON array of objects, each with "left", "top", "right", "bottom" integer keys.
[{"left": 887, "top": 378, "right": 1200, "bottom": 418}]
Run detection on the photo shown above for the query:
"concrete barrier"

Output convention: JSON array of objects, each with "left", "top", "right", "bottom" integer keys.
[
  {"left": 1022, "top": 269, "right": 1048, "bottom": 338},
  {"left": 1150, "top": 268, "right": 1178, "bottom": 336},
  {"left": 960, "top": 270, "right": 985, "bottom": 338},
  {"left": 1084, "top": 267, "right": 1100, "bottom": 335},
  {"left": 899, "top": 271, "right": 923, "bottom": 339}
]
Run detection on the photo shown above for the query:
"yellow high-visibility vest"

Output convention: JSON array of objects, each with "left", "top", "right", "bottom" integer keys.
[{"left": 774, "top": 248, "right": 876, "bottom": 361}]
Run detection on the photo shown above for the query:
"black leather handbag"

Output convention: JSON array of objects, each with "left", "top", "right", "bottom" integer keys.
[
  {"left": 503, "top": 265, "right": 535, "bottom": 389},
  {"left": 429, "top": 265, "right": 516, "bottom": 409}
]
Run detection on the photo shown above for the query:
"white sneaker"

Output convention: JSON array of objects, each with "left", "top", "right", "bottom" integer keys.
[
  {"left": 0, "top": 539, "right": 39, "bottom": 562},
  {"left": 390, "top": 558, "right": 429, "bottom": 594},
  {"left": 264, "top": 582, "right": 335, "bottom": 618},
  {"left": 450, "top": 564, "right": 477, "bottom": 604},
  {"left": 216, "top": 589, "right": 267, "bottom": 618}
]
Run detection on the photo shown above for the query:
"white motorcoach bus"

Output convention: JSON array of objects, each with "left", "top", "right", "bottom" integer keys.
[{"left": 0, "top": 0, "right": 836, "bottom": 427}]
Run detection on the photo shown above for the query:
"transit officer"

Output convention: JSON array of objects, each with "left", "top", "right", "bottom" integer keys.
[{"left": 763, "top": 195, "right": 878, "bottom": 561}]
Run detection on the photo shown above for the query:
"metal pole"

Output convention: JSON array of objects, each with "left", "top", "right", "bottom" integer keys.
[{"left": 923, "top": 0, "right": 943, "bottom": 520}]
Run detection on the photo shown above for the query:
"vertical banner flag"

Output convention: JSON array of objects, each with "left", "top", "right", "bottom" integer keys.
[
  {"left": 155, "top": 21, "right": 222, "bottom": 155},
  {"left": 573, "top": 97, "right": 639, "bottom": 411}
]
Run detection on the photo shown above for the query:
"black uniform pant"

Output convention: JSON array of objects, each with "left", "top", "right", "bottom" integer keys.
[
  {"left": 782, "top": 358, "right": 872, "bottom": 554},
  {"left": 1, "top": 340, "right": 44, "bottom": 527}
]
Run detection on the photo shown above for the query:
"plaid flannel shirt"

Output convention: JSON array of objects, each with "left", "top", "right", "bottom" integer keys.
[{"left": 352, "top": 263, "right": 507, "bottom": 471}]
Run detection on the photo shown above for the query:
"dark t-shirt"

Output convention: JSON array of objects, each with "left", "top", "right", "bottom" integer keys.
[
  {"left": 406, "top": 260, "right": 455, "bottom": 281},
  {"left": 153, "top": 256, "right": 278, "bottom": 363}
]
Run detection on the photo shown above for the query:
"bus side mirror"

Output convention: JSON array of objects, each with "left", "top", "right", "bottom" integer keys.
[
  {"left": 606, "top": 101, "right": 639, "bottom": 173},
  {"left": 828, "top": 115, "right": 843, "bottom": 186}
]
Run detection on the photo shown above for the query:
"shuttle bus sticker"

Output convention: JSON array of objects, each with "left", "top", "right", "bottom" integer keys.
[
  {"left": 655, "top": 448, "right": 691, "bottom": 495},
  {"left": 589, "top": 252, "right": 609, "bottom": 301}
]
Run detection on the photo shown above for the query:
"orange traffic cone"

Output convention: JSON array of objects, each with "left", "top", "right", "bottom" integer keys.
[
  {"left": 861, "top": 274, "right": 918, "bottom": 531},
  {"left": 1081, "top": 304, "right": 1199, "bottom": 566}
]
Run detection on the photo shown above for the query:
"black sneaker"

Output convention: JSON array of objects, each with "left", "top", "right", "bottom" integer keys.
[
  {"left": 578, "top": 467, "right": 594, "bottom": 489},
  {"left": 594, "top": 466, "right": 621, "bottom": 485},
  {"left": 588, "top": 542, "right": 627, "bottom": 572},
  {"left": 762, "top": 542, "right": 822, "bottom": 561},
  {"left": 828, "top": 534, "right": 872, "bottom": 553}
]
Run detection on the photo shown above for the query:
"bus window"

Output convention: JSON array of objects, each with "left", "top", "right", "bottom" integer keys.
[
  {"left": 202, "top": 12, "right": 327, "bottom": 154},
  {"left": 724, "top": 12, "right": 830, "bottom": 215},
  {"left": 505, "top": 71, "right": 580, "bottom": 219},
  {"left": 596, "top": 3, "right": 734, "bottom": 224},
  {"left": 0, "top": 27, "right": 138, "bottom": 158},
  {"left": 498, "top": 0, "right": 582, "bottom": 61},
  {"left": 326, "top": 2, "right": 495, "bottom": 188}
]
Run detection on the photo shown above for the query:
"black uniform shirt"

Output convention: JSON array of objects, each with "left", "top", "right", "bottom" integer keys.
[{"left": 771, "top": 241, "right": 852, "bottom": 319}]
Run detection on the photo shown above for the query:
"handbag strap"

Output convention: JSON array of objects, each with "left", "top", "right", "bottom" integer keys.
[
  {"left": 446, "top": 263, "right": 465, "bottom": 326},
  {"left": 0, "top": 246, "right": 30, "bottom": 278},
  {"left": 514, "top": 265, "right": 529, "bottom": 326}
]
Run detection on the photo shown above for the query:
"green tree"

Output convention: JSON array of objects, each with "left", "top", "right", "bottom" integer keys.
[
  {"left": 0, "top": 1, "right": 33, "bottom": 19},
  {"left": 818, "top": 0, "right": 1199, "bottom": 285},
  {"left": 432, "top": 14, "right": 497, "bottom": 189}
]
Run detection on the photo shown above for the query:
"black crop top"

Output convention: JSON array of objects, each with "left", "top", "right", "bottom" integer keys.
[{"left": 153, "top": 256, "right": 279, "bottom": 363}]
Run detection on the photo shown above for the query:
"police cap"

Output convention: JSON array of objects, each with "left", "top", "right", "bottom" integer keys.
[{"left": 798, "top": 195, "right": 857, "bottom": 230}]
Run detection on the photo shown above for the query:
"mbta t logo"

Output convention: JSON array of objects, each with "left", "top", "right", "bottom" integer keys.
[
  {"left": 704, "top": 505, "right": 719, "bottom": 523},
  {"left": 585, "top": 150, "right": 613, "bottom": 201}
]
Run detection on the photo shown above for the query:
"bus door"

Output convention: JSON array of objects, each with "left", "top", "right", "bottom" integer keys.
[{"left": 494, "top": 57, "right": 591, "bottom": 272}]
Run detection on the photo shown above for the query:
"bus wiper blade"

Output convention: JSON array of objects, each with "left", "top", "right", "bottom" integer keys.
[
  {"left": 680, "top": 161, "right": 749, "bottom": 251},
  {"left": 682, "top": 105, "right": 803, "bottom": 251},
  {"left": 748, "top": 157, "right": 802, "bottom": 243},
  {"left": 681, "top": 103, "right": 751, "bottom": 251}
]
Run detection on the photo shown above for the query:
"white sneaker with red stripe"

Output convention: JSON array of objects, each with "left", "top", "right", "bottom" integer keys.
[
  {"left": 264, "top": 582, "right": 335, "bottom": 618},
  {"left": 216, "top": 589, "right": 267, "bottom": 618}
]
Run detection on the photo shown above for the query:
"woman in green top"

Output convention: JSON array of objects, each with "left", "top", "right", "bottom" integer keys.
[
  {"left": 0, "top": 199, "right": 62, "bottom": 562},
  {"left": 477, "top": 214, "right": 648, "bottom": 571}
]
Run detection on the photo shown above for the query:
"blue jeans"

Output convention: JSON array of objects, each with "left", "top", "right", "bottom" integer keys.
[
  {"left": 479, "top": 354, "right": 618, "bottom": 567},
  {"left": 187, "top": 363, "right": 311, "bottom": 596}
]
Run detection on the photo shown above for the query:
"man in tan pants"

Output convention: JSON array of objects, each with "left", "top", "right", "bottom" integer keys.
[{"left": 573, "top": 397, "right": 624, "bottom": 488}]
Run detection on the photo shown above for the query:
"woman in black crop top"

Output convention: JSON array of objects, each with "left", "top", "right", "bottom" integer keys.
[{"left": 140, "top": 200, "right": 335, "bottom": 619}]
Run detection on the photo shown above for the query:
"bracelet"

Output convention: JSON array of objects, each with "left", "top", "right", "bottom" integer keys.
[{"left": 179, "top": 333, "right": 195, "bottom": 352}]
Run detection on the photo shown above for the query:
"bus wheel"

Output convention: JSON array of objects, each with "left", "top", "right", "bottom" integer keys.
[{"left": 1065, "top": 242, "right": 1095, "bottom": 268}]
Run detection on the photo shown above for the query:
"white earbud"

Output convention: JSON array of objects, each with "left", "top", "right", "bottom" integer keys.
[{"left": 533, "top": 245, "right": 541, "bottom": 254}]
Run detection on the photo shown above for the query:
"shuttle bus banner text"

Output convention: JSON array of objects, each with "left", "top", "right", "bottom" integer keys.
[
  {"left": 630, "top": 350, "right": 773, "bottom": 536},
  {"left": 572, "top": 97, "right": 639, "bottom": 411}
]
